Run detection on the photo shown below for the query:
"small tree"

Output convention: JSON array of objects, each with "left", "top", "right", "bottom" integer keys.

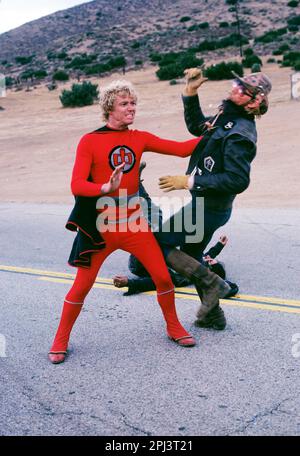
[
  {"left": 34, "top": 69, "right": 48, "bottom": 79},
  {"left": 53, "top": 70, "right": 69, "bottom": 81},
  {"left": 60, "top": 81, "right": 99, "bottom": 108}
]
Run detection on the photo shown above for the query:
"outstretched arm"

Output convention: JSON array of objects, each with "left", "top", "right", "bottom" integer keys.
[{"left": 142, "top": 131, "right": 202, "bottom": 157}]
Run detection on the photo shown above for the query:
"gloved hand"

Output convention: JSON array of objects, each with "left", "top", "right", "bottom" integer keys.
[
  {"left": 183, "top": 67, "right": 208, "bottom": 96},
  {"left": 159, "top": 175, "right": 190, "bottom": 192}
]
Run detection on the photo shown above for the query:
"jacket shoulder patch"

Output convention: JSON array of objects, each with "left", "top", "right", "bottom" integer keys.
[
  {"left": 223, "top": 121, "right": 236, "bottom": 130},
  {"left": 204, "top": 156, "right": 215, "bottom": 172}
]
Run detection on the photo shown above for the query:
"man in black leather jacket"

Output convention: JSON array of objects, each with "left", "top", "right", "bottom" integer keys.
[{"left": 157, "top": 68, "right": 272, "bottom": 329}]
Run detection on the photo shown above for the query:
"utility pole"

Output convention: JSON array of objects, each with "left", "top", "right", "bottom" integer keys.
[
  {"left": 228, "top": 0, "right": 243, "bottom": 58},
  {"left": 234, "top": 1, "right": 243, "bottom": 58}
]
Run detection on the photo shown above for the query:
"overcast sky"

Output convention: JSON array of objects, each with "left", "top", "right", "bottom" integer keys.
[{"left": 0, "top": 0, "right": 92, "bottom": 34}]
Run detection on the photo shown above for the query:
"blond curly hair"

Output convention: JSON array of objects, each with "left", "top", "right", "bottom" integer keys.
[{"left": 99, "top": 80, "right": 138, "bottom": 120}]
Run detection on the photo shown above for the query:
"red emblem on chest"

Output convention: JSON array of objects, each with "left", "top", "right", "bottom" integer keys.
[{"left": 109, "top": 145, "right": 136, "bottom": 173}]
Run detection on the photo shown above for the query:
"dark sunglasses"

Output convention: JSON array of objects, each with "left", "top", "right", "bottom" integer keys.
[{"left": 234, "top": 79, "right": 256, "bottom": 98}]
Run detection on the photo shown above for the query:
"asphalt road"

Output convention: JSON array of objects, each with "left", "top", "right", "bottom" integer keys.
[{"left": 0, "top": 202, "right": 300, "bottom": 436}]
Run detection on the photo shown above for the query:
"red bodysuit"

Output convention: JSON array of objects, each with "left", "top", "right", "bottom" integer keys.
[
  {"left": 49, "top": 128, "right": 201, "bottom": 356},
  {"left": 71, "top": 129, "right": 199, "bottom": 197}
]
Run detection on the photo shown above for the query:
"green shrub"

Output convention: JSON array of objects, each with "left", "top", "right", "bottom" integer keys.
[
  {"left": 267, "top": 58, "right": 276, "bottom": 63},
  {"left": 132, "top": 42, "right": 140, "bottom": 49},
  {"left": 219, "top": 22, "right": 229, "bottom": 28},
  {"left": 135, "top": 60, "right": 143, "bottom": 65},
  {"left": 15, "top": 55, "right": 34, "bottom": 65},
  {"left": 287, "top": 1, "right": 299, "bottom": 7},
  {"left": 197, "top": 33, "right": 248, "bottom": 52},
  {"left": 255, "top": 28, "right": 287, "bottom": 43},
  {"left": 204, "top": 61, "right": 243, "bottom": 80},
  {"left": 242, "top": 54, "right": 262, "bottom": 68},
  {"left": 84, "top": 64, "right": 109, "bottom": 75},
  {"left": 180, "top": 16, "right": 191, "bottom": 22},
  {"left": 156, "top": 63, "right": 182, "bottom": 80},
  {"left": 282, "top": 51, "right": 300, "bottom": 67},
  {"left": 84, "top": 56, "right": 126, "bottom": 75},
  {"left": 107, "top": 55, "right": 126, "bottom": 68},
  {"left": 294, "top": 60, "right": 300, "bottom": 70},
  {"left": 156, "top": 52, "right": 203, "bottom": 80},
  {"left": 34, "top": 69, "right": 48, "bottom": 79},
  {"left": 288, "top": 24, "right": 299, "bottom": 31},
  {"left": 199, "top": 22, "right": 209, "bottom": 29},
  {"left": 47, "top": 52, "right": 56, "bottom": 60},
  {"left": 1, "top": 60, "right": 8, "bottom": 65},
  {"left": 57, "top": 52, "right": 68, "bottom": 60},
  {"left": 53, "top": 70, "right": 69, "bottom": 81},
  {"left": 244, "top": 48, "right": 254, "bottom": 56},
  {"left": 251, "top": 63, "right": 261, "bottom": 72},
  {"left": 60, "top": 81, "right": 99, "bottom": 108},
  {"left": 66, "top": 54, "right": 98, "bottom": 69},
  {"left": 219, "top": 33, "right": 249, "bottom": 48},
  {"left": 169, "top": 80, "right": 177, "bottom": 85},
  {"left": 273, "top": 43, "right": 291, "bottom": 55},
  {"left": 284, "top": 51, "right": 300, "bottom": 61},
  {"left": 156, "top": 52, "right": 181, "bottom": 66},
  {"left": 188, "top": 25, "right": 198, "bottom": 32},
  {"left": 20, "top": 69, "right": 34, "bottom": 80},
  {"left": 287, "top": 15, "right": 300, "bottom": 26},
  {"left": 197, "top": 40, "right": 217, "bottom": 51},
  {"left": 5, "top": 76, "right": 15, "bottom": 87},
  {"left": 149, "top": 53, "right": 162, "bottom": 62}
]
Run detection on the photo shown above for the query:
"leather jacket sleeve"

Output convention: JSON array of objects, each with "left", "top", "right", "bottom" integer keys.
[{"left": 182, "top": 94, "right": 210, "bottom": 136}]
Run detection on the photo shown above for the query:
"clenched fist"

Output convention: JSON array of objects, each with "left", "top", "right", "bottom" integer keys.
[
  {"left": 183, "top": 67, "right": 208, "bottom": 96},
  {"left": 159, "top": 175, "right": 190, "bottom": 192}
]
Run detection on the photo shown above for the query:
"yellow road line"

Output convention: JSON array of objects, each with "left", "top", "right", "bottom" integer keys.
[
  {"left": 172, "top": 286, "right": 300, "bottom": 306},
  {"left": 0, "top": 264, "right": 111, "bottom": 283},
  {"left": 39, "top": 276, "right": 117, "bottom": 291},
  {"left": 1, "top": 264, "right": 300, "bottom": 314},
  {"left": 37, "top": 276, "right": 300, "bottom": 315}
]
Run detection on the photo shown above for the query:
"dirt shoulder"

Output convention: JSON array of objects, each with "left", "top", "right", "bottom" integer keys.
[{"left": 0, "top": 64, "right": 299, "bottom": 208}]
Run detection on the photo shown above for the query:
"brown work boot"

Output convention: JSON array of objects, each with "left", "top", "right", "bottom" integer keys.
[
  {"left": 194, "top": 304, "right": 226, "bottom": 330},
  {"left": 166, "top": 248, "right": 230, "bottom": 318}
]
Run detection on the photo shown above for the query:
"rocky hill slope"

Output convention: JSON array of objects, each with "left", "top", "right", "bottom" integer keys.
[{"left": 0, "top": 0, "right": 299, "bottom": 82}]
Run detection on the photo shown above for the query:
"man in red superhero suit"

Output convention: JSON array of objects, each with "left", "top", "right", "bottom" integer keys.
[{"left": 49, "top": 80, "right": 207, "bottom": 363}]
